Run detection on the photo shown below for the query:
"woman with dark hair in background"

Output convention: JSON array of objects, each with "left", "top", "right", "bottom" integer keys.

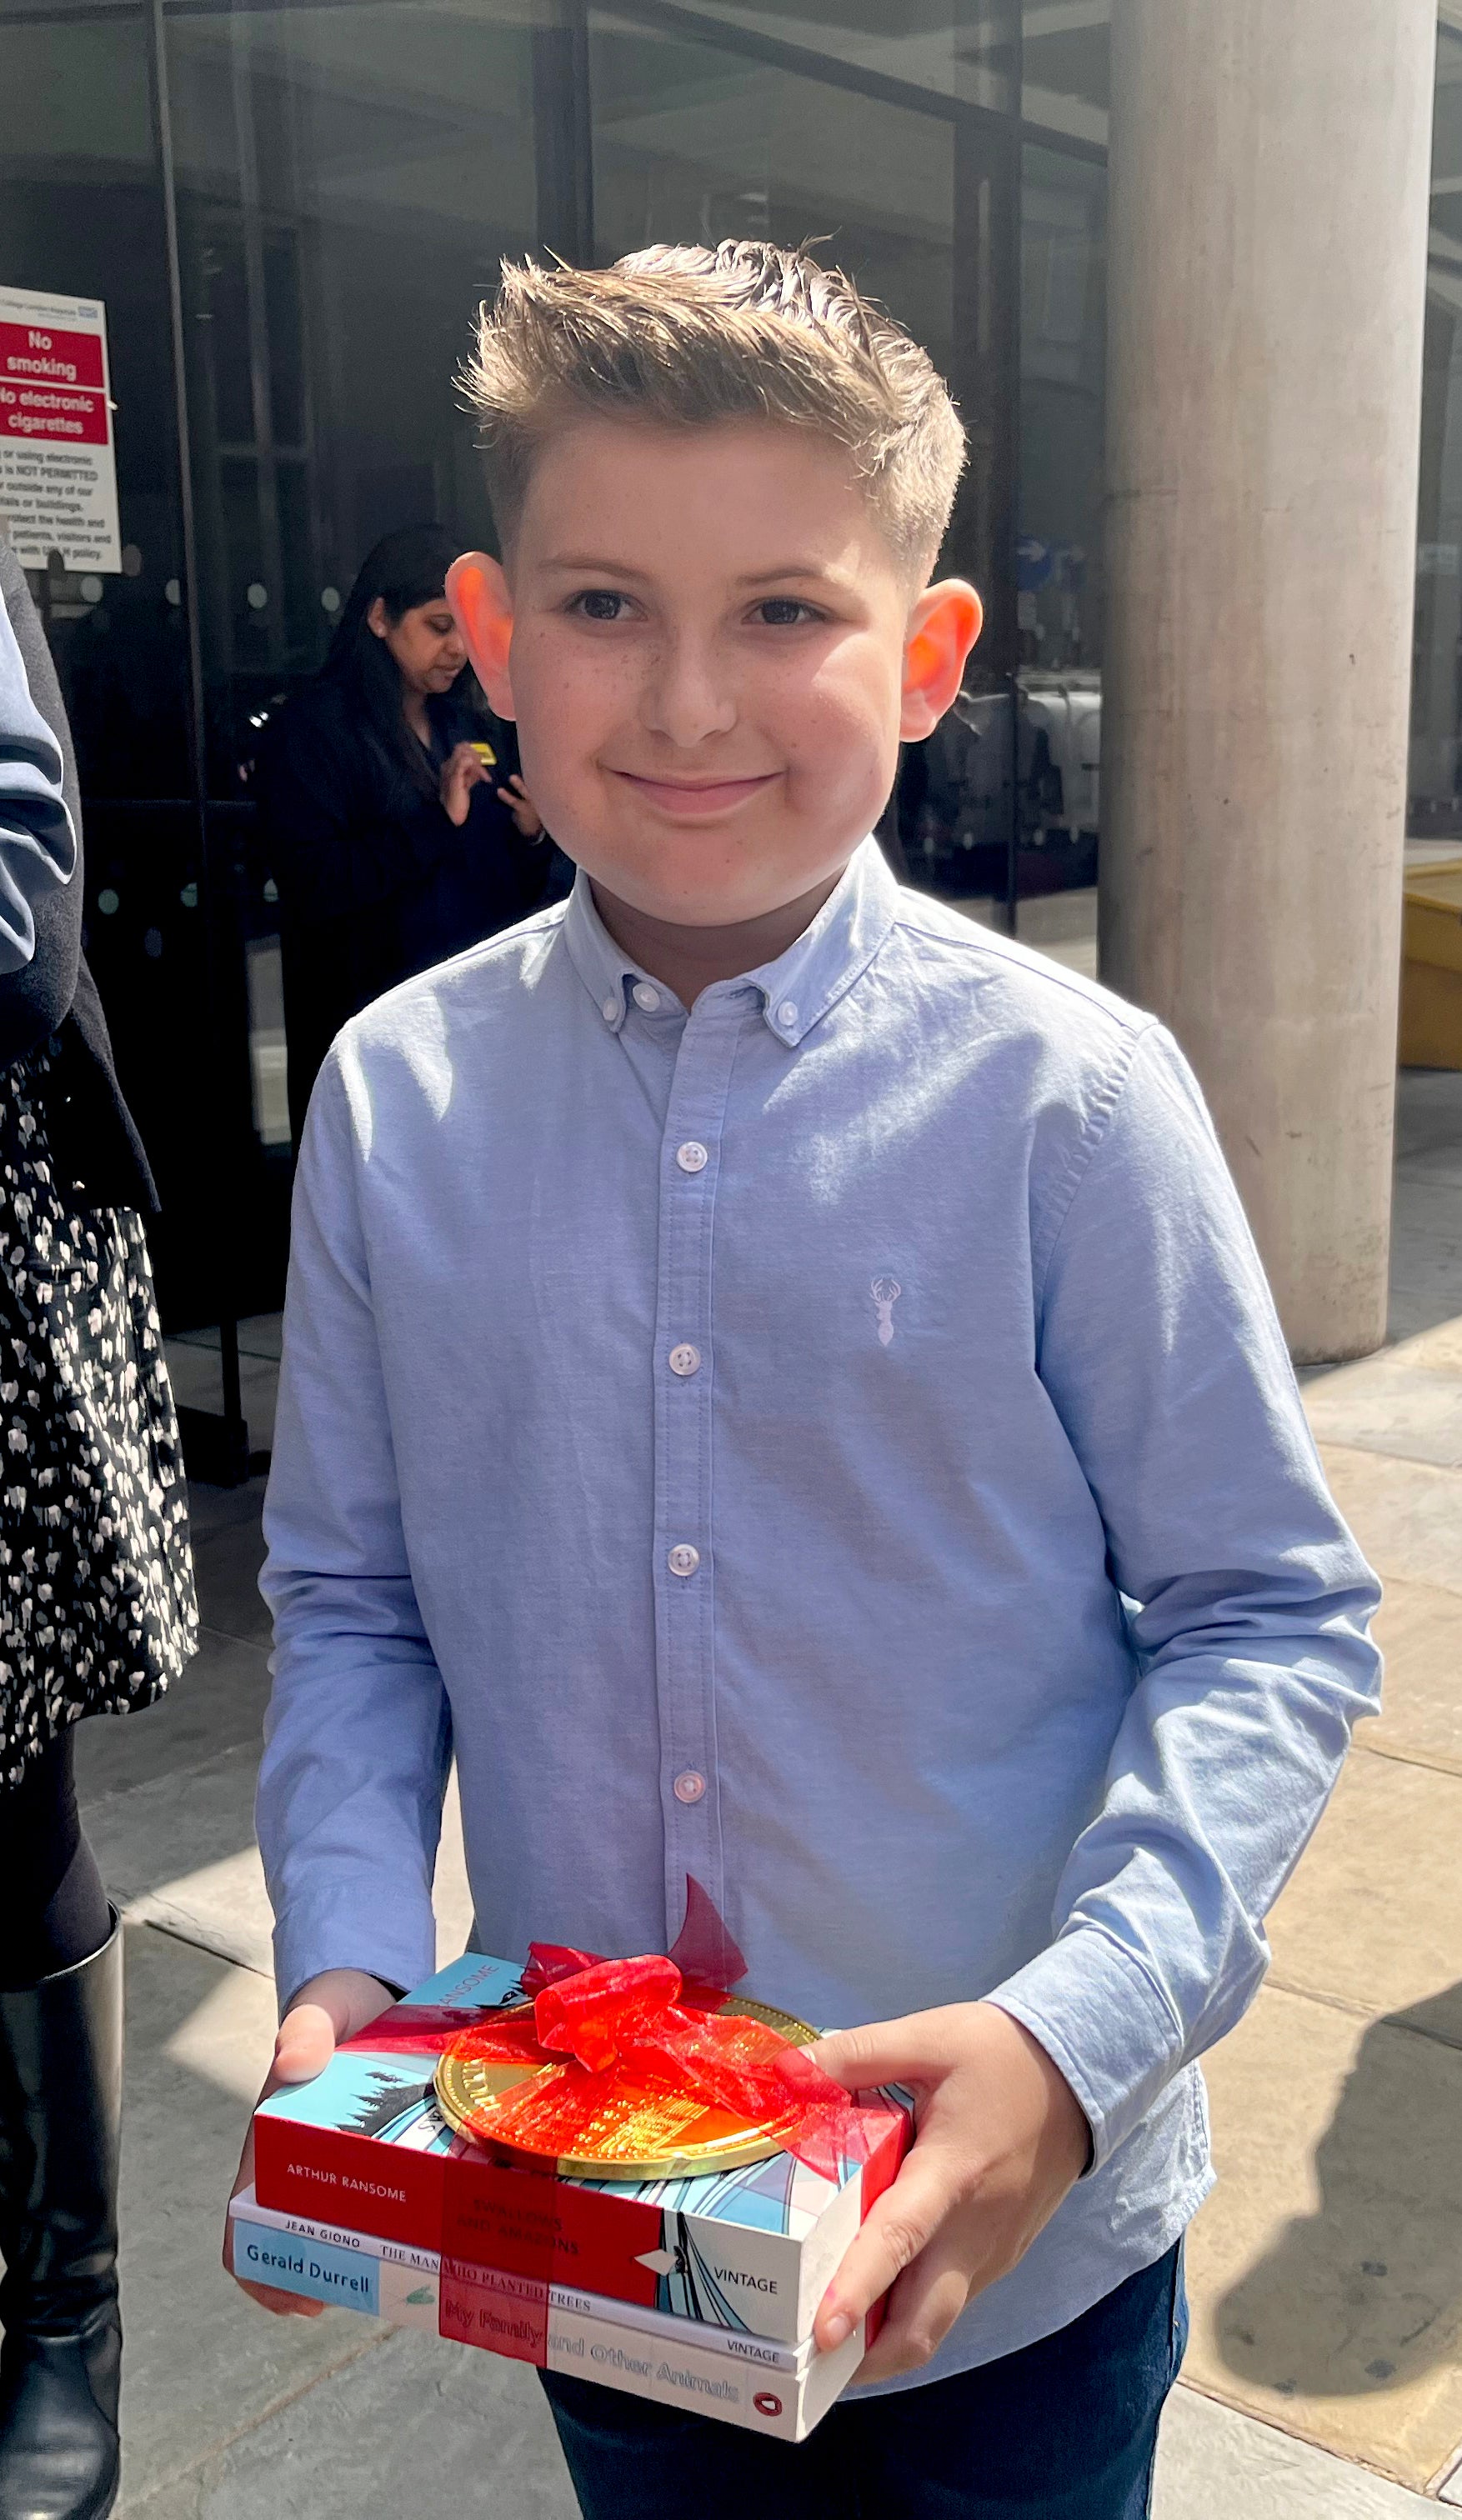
[
  {"left": 256, "top": 523, "right": 557, "bottom": 1144},
  {"left": 0, "top": 540, "right": 198, "bottom": 2520}
]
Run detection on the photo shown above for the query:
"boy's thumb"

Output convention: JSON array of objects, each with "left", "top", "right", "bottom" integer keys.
[
  {"left": 808, "top": 2018, "right": 913, "bottom": 2094},
  {"left": 272, "top": 2002, "right": 338, "bottom": 2085}
]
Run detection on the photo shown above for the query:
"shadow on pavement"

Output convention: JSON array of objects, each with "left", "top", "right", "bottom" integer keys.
[{"left": 1214, "top": 1983, "right": 1462, "bottom": 2402}]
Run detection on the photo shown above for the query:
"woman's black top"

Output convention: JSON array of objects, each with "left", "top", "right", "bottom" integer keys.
[
  {"left": 0, "top": 541, "right": 158, "bottom": 1213},
  {"left": 257, "top": 676, "right": 557, "bottom": 1144}
]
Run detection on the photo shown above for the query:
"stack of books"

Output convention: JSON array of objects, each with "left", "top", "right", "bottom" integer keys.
[{"left": 233, "top": 1953, "right": 912, "bottom": 2440}]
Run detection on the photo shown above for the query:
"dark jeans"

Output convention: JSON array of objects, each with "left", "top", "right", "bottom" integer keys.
[{"left": 542, "top": 2242, "right": 1187, "bottom": 2520}]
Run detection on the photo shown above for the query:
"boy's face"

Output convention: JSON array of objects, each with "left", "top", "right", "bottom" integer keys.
[{"left": 449, "top": 418, "right": 980, "bottom": 929}]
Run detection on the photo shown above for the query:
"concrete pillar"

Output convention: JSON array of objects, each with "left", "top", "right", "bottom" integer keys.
[{"left": 1099, "top": 0, "right": 1437, "bottom": 1362}]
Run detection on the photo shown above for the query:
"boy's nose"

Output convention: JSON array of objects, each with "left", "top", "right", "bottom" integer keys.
[{"left": 638, "top": 636, "right": 737, "bottom": 748}]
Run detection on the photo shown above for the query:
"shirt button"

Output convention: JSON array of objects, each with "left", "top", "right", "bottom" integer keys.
[
  {"left": 668, "top": 1542, "right": 700, "bottom": 1578},
  {"left": 676, "top": 1141, "right": 708, "bottom": 1174},
  {"left": 668, "top": 1343, "right": 701, "bottom": 1378},
  {"left": 633, "top": 981, "right": 660, "bottom": 1012},
  {"left": 777, "top": 1000, "right": 799, "bottom": 1029},
  {"left": 602, "top": 994, "right": 619, "bottom": 1024},
  {"left": 673, "top": 1770, "right": 706, "bottom": 1804}
]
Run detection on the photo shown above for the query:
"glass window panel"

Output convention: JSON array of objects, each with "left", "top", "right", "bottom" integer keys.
[
  {"left": 641, "top": 1, "right": 1017, "bottom": 114},
  {"left": 163, "top": 0, "right": 542, "bottom": 792},
  {"left": 1015, "top": 141, "right": 1104, "bottom": 936},
  {"left": 1021, "top": 1, "right": 1109, "bottom": 151},
  {"left": 589, "top": 11, "right": 963, "bottom": 523},
  {"left": 0, "top": 3, "right": 190, "bottom": 801}
]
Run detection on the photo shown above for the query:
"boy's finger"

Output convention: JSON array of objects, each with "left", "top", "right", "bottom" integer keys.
[
  {"left": 810, "top": 2016, "right": 937, "bottom": 2093},
  {"left": 813, "top": 2145, "right": 956, "bottom": 2351},
  {"left": 235, "top": 2275, "right": 326, "bottom": 2319},
  {"left": 854, "top": 2229, "right": 980, "bottom": 2383},
  {"left": 272, "top": 2002, "right": 338, "bottom": 2083}
]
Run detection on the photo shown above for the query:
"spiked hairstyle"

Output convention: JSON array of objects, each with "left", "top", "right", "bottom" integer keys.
[{"left": 463, "top": 240, "right": 967, "bottom": 578}]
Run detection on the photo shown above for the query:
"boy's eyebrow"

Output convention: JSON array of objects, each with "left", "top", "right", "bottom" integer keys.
[
  {"left": 538, "top": 553, "right": 655, "bottom": 578},
  {"left": 535, "top": 553, "right": 844, "bottom": 584}
]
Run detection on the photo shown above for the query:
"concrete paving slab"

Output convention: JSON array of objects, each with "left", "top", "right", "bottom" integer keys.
[
  {"left": 166, "top": 1346, "right": 279, "bottom": 1457},
  {"left": 1393, "top": 1068, "right": 1462, "bottom": 1168},
  {"left": 86, "top": 1744, "right": 473, "bottom": 1982},
  {"left": 1359, "top": 1578, "right": 1462, "bottom": 1777},
  {"left": 73, "top": 1628, "right": 273, "bottom": 1804},
  {"left": 1319, "top": 1443, "right": 1462, "bottom": 1596},
  {"left": 86, "top": 1744, "right": 268, "bottom": 1970},
  {"left": 1304, "top": 1345, "right": 1462, "bottom": 1471},
  {"left": 113, "top": 1924, "right": 388, "bottom": 2517},
  {"left": 183, "top": 1479, "right": 268, "bottom": 1553},
  {"left": 122, "top": 2325, "right": 577, "bottom": 2520},
  {"left": 1154, "top": 2384, "right": 1435, "bottom": 2516},
  {"left": 189, "top": 1500, "right": 271, "bottom": 1648},
  {"left": 1265, "top": 1749, "right": 1462, "bottom": 2032},
  {"left": 1185, "top": 1982, "right": 1462, "bottom": 2486}
]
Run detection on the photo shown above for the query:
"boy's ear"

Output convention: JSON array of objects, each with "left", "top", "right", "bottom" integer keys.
[
  {"left": 899, "top": 580, "right": 984, "bottom": 742},
  {"left": 447, "top": 552, "right": 516, "bottom": 717}
]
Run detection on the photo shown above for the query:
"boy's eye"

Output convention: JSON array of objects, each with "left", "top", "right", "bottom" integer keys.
[
  {"left": 750, "top": 598, "right": 822, "bottom": 628},
  {"left": 569, "top": 589, "right": 633, "bottom": 622}
]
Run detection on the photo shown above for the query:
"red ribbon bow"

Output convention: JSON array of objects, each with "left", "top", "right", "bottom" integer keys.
[
  {"left": 446, "top": 1943, "right": 879, "bottom": 2181},
  {"left": 343, "top": 1883, "right": 892, "bottom": 2182}
]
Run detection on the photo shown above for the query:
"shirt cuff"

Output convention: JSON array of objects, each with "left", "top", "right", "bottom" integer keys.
[
  {"left": 985, "top": 1922, "right": 1186, "bottom": 2172},
  {"left": 272, "top": 1891, "right": 438, "bottom": 2020}
]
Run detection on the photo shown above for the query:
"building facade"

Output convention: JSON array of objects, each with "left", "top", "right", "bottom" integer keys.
[{"left": 0, "top": 1, "right": 1445, "bottom": 1439}]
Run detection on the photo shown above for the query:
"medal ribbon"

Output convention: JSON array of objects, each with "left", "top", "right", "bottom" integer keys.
[{"left": 440, "top": 1944, "right": 879, "bottom": 2182}]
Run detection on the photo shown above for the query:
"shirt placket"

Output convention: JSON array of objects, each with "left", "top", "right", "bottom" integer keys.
[{"left": 651, "top": 989, "right": 742, "bottom": 1945}]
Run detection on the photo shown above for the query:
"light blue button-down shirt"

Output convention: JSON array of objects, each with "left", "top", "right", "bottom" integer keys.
[{"left": 258, "top": 838, "right": 1380, "bottom": 2387}]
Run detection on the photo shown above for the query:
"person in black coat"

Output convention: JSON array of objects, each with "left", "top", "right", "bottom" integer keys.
[
  {"left": 0, "top": 537, "right": 198, "bottom": 2520},
  {"left": 255, "top": 524, "right": 558, "bottom": 1145}
]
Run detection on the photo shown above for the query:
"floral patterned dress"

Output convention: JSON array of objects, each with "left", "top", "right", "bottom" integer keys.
[{"left": 0, "top": 1048, "right": 198, "bottom": 1783}]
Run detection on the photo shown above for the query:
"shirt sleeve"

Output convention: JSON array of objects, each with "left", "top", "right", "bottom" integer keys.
[
  {"left": 257, "top": 1045, "right": 451, "bottom": 2008},
  {"left": 0, "top": 592, "right": 76, "bottom": 975},
  {"left": 986, "top": 1022, "right": 1382, "bottom": 2169}
]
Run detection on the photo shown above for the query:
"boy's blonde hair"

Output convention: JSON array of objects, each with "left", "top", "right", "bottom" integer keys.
[{"left": 463, "top": 240, "right": 966, "bottom": 578}]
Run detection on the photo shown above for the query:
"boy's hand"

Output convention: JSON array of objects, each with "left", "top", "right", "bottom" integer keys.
[
  {"left": 811, "top": 2001, "right": 1091, "bottom": 2383},
  {"left": 223, "top": 1968, "right": 396, "bottom": 2317}
]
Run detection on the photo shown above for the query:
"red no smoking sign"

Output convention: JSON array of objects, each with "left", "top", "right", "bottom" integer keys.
[
  {"left": 0, "top": 283, "right": 120, "bottom": 568},
  {"left": 0, "top": 320, "right": 109, "bottom": 443}
]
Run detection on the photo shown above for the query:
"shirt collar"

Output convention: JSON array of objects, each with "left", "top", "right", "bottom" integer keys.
[{"left": 563, "top": 837, "right": 901, "bottom": 1046}]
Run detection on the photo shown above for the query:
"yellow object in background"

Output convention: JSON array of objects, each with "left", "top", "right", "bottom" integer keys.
[
  {"left": 1399, "top": 858, "right": 1462, "bottom": 1068},
  {"left": 468, "top": 739, "right": 498, "bottom": 767}
]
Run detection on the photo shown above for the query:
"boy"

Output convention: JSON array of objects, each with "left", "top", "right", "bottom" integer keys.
[{"left": 228, "top": 243, "right": 1379, "bottom": 2517}]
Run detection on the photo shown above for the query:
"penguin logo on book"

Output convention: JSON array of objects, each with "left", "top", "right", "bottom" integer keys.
[
  {"left": 870, "top": 1276, "right": 901, "bottom": 1346},
  {"left": 753, "top": 2392, "right": 783, "bottom": 2419}
]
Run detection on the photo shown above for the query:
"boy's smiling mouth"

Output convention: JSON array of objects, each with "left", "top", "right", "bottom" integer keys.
[{"left": 608, "top": 768, "right": 782, "bottom": 817}]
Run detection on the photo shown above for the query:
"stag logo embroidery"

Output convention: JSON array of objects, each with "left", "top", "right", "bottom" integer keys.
[{"left": 871, "top": 1276, "right": 902, "bottom": 1346}]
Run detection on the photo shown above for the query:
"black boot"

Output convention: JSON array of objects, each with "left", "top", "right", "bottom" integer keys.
[{"left": 0, "top": 1912, "right": 123, "bottom": 2520}]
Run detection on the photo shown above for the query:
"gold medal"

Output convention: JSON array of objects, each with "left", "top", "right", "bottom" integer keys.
[{"left": 434, "top": 1996, "right": 819, "bottom": 2180}]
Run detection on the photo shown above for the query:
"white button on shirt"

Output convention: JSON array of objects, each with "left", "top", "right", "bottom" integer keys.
[
  {"left": 668, "top": 1344, "right": 701, "bottom": 1378},
  {"left": 601, "top": 995, "right": 618, "bottom": 1025},
  {"left": 673, "top": 1770, "right": 706, "bottom": 1804},
  {"left": 633, "top": 982, "right": 661, "bottom": 1013},
  {"left": 675, "top": 1141, "right": 708, "bottom": 1174},
  {"left": 777, "top": 1000, "right": 799, "bottom": 1030},
  {"left": 667, "top": 1543, "right": 700, "bottom": 1578}
]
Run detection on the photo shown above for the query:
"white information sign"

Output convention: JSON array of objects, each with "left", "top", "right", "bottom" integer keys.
[{"left": 0, "top": 282, "right": 121, "bottom": 572}]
